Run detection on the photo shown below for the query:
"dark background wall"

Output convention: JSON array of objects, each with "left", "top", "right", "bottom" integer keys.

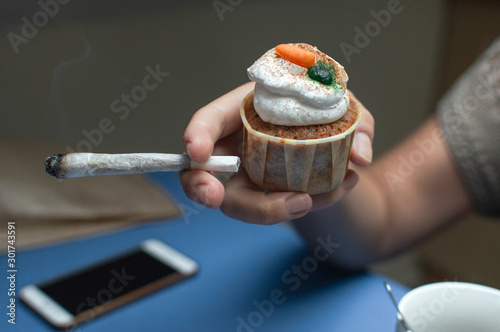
[{"left": 0, "top": 0, "right": 446, "bottom": 157}]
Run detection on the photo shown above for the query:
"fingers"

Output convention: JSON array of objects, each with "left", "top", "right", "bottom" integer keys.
[
  {"left": 181, "top": 83, "right": 369, "bottom": 219},
  {"left": 183, "top": 82, "right": 255, "bottom": 163},
  {"left": 219, "top": 170, "right": 359, "bottom": 224},
  {"left": 181, "top": 168, "right": 359, "bottom": 223},
  {"left": 180, "top": 82, "right": 253, "bottom": 209},
  {"left": 349, "top": 93, "right": 375, "bottom": 166},
  {"left": 179, "top": 124, "right": 245, "bottom": 209},
  {"left": 220, "top": 172, "right": 313, "bottom": 224},
  {"left": 179, "top": 169, "right": 225, "bottom": 209}
]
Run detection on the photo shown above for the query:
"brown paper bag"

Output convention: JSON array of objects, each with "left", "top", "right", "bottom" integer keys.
[{"left": 0, "top": 141, "right": 180, "bottom": 250}]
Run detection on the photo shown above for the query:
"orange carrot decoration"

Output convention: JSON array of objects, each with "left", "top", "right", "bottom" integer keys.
[{"left": 275, "top": 44, "right": 316, "bottom": 68}]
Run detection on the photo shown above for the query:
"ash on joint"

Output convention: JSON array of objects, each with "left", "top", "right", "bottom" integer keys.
[{"left": 45, "top": 154, "right": 64, "bottom": 177}]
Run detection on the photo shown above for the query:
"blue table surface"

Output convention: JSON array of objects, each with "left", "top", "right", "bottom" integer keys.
[{"left": 1, "top": 172, "right": 408, "bottom": 331}]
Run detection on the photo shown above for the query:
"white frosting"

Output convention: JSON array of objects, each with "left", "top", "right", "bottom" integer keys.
[{"left": 247, "top": 46, "right": 349, "bottom": 126}]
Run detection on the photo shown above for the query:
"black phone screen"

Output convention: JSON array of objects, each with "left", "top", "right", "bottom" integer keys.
[{"left": 39, "top": 249, "right": 177, "bottom": 316}]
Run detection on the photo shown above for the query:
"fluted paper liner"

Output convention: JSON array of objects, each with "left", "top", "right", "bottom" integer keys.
[{"left": 241, "top": 91, "right": 361, "bottom": 195}]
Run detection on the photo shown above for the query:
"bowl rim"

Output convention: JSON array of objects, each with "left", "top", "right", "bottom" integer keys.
[{"left": 399, "top": 281, "right": 500, "bottom": 311}]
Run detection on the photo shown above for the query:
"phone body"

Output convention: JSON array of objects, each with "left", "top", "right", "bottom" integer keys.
[{"left": 20, "top": 239, "right": 198, "bottom": 329}]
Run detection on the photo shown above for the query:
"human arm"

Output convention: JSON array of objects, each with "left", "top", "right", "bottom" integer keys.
[
  {"left": 293, "top": 37, "right": 500, "bottom": 268},
  {"left": 180, "top": 84, "right": 471, "bottom": 268},
  {"left": 292, "top": 115, "right": 472, "bottom": 269}
]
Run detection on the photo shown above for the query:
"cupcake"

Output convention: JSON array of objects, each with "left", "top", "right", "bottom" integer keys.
[{"left": 240, "top": 43, "right": 361, "bottom": 195}]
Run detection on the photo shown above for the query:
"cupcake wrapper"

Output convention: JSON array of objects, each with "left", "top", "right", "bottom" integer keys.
[{"left": 241, "top": 91, "right": 361, "bottom": 195}]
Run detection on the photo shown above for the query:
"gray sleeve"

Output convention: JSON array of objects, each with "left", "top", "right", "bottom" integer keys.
[{"left": 437, "top": 37, "right": 500, "bottom": 217}]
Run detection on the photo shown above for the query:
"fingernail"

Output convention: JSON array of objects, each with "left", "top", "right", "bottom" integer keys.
[
  {"left": 185, "top": 142, "right": 192, "bottom": 159},
  {"left": 193, "top": 184, "right": 211, "bottom": 206},
  {"left": 355, "top": 132, "right": 373, "bottom": 164},
  {"left": 286, "top": 193, "right": 312, "bottom": 215}
]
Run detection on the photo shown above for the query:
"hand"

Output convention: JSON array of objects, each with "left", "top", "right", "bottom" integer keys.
[{"left": 179, "top": 82, "right": 375, "bottom": 224}]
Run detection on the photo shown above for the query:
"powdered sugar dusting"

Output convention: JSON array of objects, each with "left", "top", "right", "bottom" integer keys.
[{"left": 247, "top": 44, "right": 349, "bottom": 126}]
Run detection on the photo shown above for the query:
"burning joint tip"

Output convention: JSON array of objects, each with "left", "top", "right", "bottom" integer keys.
[{"left": 45, "top": 154, "right": 64, "bottom": 178}]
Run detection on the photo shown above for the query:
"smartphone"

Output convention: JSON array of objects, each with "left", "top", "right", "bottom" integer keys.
[{"left": 20, "top": 239, "right": 198, "bottom": 329}]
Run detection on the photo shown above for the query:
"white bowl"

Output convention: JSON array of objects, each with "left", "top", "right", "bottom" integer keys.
[{"left": 396, "top": 282, "right": 500, "bottom": 332}]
